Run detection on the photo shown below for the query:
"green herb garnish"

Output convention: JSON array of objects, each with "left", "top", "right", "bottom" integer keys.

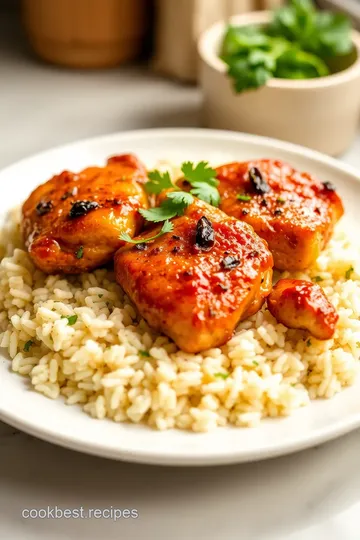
[
  {"left": 313, "top": 276, "right": 323, "bottom": 282},
  {"left": 120, "top": 220, "right": 174, "bottom": 243},
  {"left": 214, "top": 372, "right": 230, "bottom": 380},
  {"left": 253, "top": 360, "right": 259, "bottom": 366},
  {"left": 276, "top": 197, "right": 286, "bottom": 204},
  {"left": 139, "top": 161, "right": 220, "bottom": 226},
  {"left": 145, "top": 170, "right": 173, "bottom": 195},
  {"left": 75, "top": 246, "right": 84, "bottom": 259},
  {"left": 61, "top": 314, "right": 78, "bottom": 326},
  {"left": 237, "top": 194, "right": 252, "bottom": 202},
  {"left": 98, "top": 294, "right": 103, "bottom": 298},
  {"left": 24, "top": 340, "right": 34, "bottom": 352},
  {"left": 345, "top": 266, "right": 354, "bottom": 279},
  {"left": 306, "top": 339, "right": 312, "bottom": 347},
  {"left": 220, "top": 0, "right": 353, "bottom": 93},
  {"left": 139, "top": 350, "right": 150, "bottom": 357},
  {"left": 181, "top": 161, "right": 220, "bottom": 207}
]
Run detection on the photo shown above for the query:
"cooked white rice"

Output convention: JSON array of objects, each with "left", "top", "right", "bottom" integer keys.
[{"left": 1, "top": 204, "right": 360, "bottom": 432}]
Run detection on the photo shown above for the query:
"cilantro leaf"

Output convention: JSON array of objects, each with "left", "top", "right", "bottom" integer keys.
[
  {"left": 75, "top": 245, "right": 84, "bottom": 259},
  {"left": 24, "top": 340, "right": 34, "bottom": 352},
  {"left": 145, "top": 170, "right": 173, "bottom": 195},
  {"left": 226, "top": 55, "right": 274, "bottom": 92},
  {"left": 139, "top": 204, "right": 178, "bottom": 223},
  {"left": 345, "top": 266, "right": 354, "bottom": 280},
  {"left": 276, "top": 49, "right": 329, "bottom": 79},
  {"left": 221, "top": 25, "right": 269, "bottom": 58},
  {"left": 180, "top": 161, "right": 220, "bottom": 206},
  {"left": 61, "top": 314, "right": 78, "bottom": 325},
  {"left": 313, "top": 276, "right": 323, "bottom": 282},
  {"left": 139, "top": 191, "right": 193, "bottom": 223},
  {"left": 139, "top": 350, "right": 150, "bottom": 357},
  {"left": 181, "top": 161, "right": 218, "bottom": 187},
  {"left": 237, "top": 194, "right": 252, "bottom": 202},
  {"left": 214, "top": 372, "right": 230, "bottom": 380},
  {"left": 120, "top": 220, "right": 174, "bottom": 244},
  {"left": 315, "top": 12, "right": 352, "bottom": 57},
  {"left": 166, "top": 191, "right": 194, "bottom": 208},
  {"left": 268, "top": 0, "right": 316, "bottom": 44},
  {"left": 190, "top": 182, "right": 220, "bottom": 207}
]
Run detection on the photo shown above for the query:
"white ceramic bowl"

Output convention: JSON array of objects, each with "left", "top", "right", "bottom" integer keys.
[{"left": 198, "top": 11, "right": 360, "bottom": 156}]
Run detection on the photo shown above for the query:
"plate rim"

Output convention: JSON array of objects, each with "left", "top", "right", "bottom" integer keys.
[
  {"left": 1, "top": 127, "right": 360, "bottom": 467},
  {"left": 1, "top": 127, "right": 360, "bottom": 181},
  {"left": 2, "top": 394, "right": 360, "bottom": 466}
]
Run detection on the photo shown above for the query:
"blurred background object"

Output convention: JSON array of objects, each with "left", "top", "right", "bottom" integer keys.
[
  {"left": 198, "top": 10, "right": 360, "bottom": 155},
  {"left": 22, "top": 0, "right": 149, "bottom": 68},
  {"left": 317, "top": 0, "right": 360, "bottom": 29},
  {"left": 152, "top": 0, "right": 285, "bottom": 82},
  {"left": 18, "top": 0, "right": 360, "bottom": 76}
]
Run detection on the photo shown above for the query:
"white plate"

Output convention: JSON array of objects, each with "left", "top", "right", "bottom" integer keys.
[{"left": 0, "top": 128, "right": 360, "bottom": 466}]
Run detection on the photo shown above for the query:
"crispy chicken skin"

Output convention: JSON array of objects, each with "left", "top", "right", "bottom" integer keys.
[
  {"left": 267, "top": 279, "right": 338, "bottom": 340},
  {"left": 115, "top": 199, "right": 273, "bottom": 353},
  {"left": 178, "top": 160, "right": 344, "bottom": 271},
  {"left": 21, "top": 154, "right": 149, "bottom": 274}
]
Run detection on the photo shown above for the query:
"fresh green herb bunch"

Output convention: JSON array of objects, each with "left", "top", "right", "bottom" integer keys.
[{"left": 220, "top": 0, "right": 353, "bottom": 93}]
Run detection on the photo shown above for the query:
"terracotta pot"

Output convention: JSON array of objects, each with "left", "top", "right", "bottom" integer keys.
[{"left": 23, "top": 0, "right": 147, "bottom": 68}]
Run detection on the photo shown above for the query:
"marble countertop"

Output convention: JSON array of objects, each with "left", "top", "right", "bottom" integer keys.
[{"left": 1, "top": 12, "right": 360, "bottom": 540}]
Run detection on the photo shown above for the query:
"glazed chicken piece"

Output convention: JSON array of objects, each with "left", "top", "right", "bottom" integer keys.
[
  {"left": 115, "top": 198, "right": 273, "bottom": 353},
  {"left": 22, "top": 154, "right": 149, "bottom": 274},
  {"left": 267, "top": 279, "right": 338, "bottom": 340},
  {"left": 178, "top": 160, "right": 344, "bottom": 271}
]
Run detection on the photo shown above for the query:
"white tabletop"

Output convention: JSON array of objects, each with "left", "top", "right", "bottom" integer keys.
[{"left": 1, "top": 13, "right": 360, "bottom": 540}]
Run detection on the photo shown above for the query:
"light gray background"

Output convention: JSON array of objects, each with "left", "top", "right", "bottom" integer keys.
[{"left": 1, "top": 8, "right": 360, "bottom": 540}]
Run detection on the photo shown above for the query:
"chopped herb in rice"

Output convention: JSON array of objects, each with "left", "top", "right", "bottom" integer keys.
[{"left": 61, "top": 314, "right": 78, "bottom": 325}]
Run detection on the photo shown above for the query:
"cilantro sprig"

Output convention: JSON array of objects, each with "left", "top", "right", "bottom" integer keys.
[
  {"left": 143, "top": 161, "right": 219, "bottom": 208},
  {"left": 140, "top": 161, "right": 219, "bottom": 223},
  {"left": 120, "top": 161, "right": 220, "bottom": 244},
  {"left": 120, "top": 220, "right": 174, "bottom": 243}
]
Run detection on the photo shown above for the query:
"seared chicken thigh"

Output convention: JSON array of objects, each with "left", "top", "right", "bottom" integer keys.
[
  {"left": 178, "top": 160, "right": 344, "bottom": 271},
  {"left": 267, "top": 279, "right": 338, "bottom": 340},
  {"left": 22, "top": 154, "right": 149, "bottom": 274},
  {"left": 115, "top": 199, "right": 273, "bottom": 353}
]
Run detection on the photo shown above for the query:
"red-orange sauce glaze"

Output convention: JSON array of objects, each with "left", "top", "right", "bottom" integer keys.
[
  {"left": 267, "top": 279, "right": 339, "bottom": 340},
  {"left": 115, "top": 199, "right": 273, "bottom": 353},
  {"left": 211, "top": 160, "right": 344, "bottom": 271},
  {"left": 21, "top": 154, "right": 149, "bottom": 274}
]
